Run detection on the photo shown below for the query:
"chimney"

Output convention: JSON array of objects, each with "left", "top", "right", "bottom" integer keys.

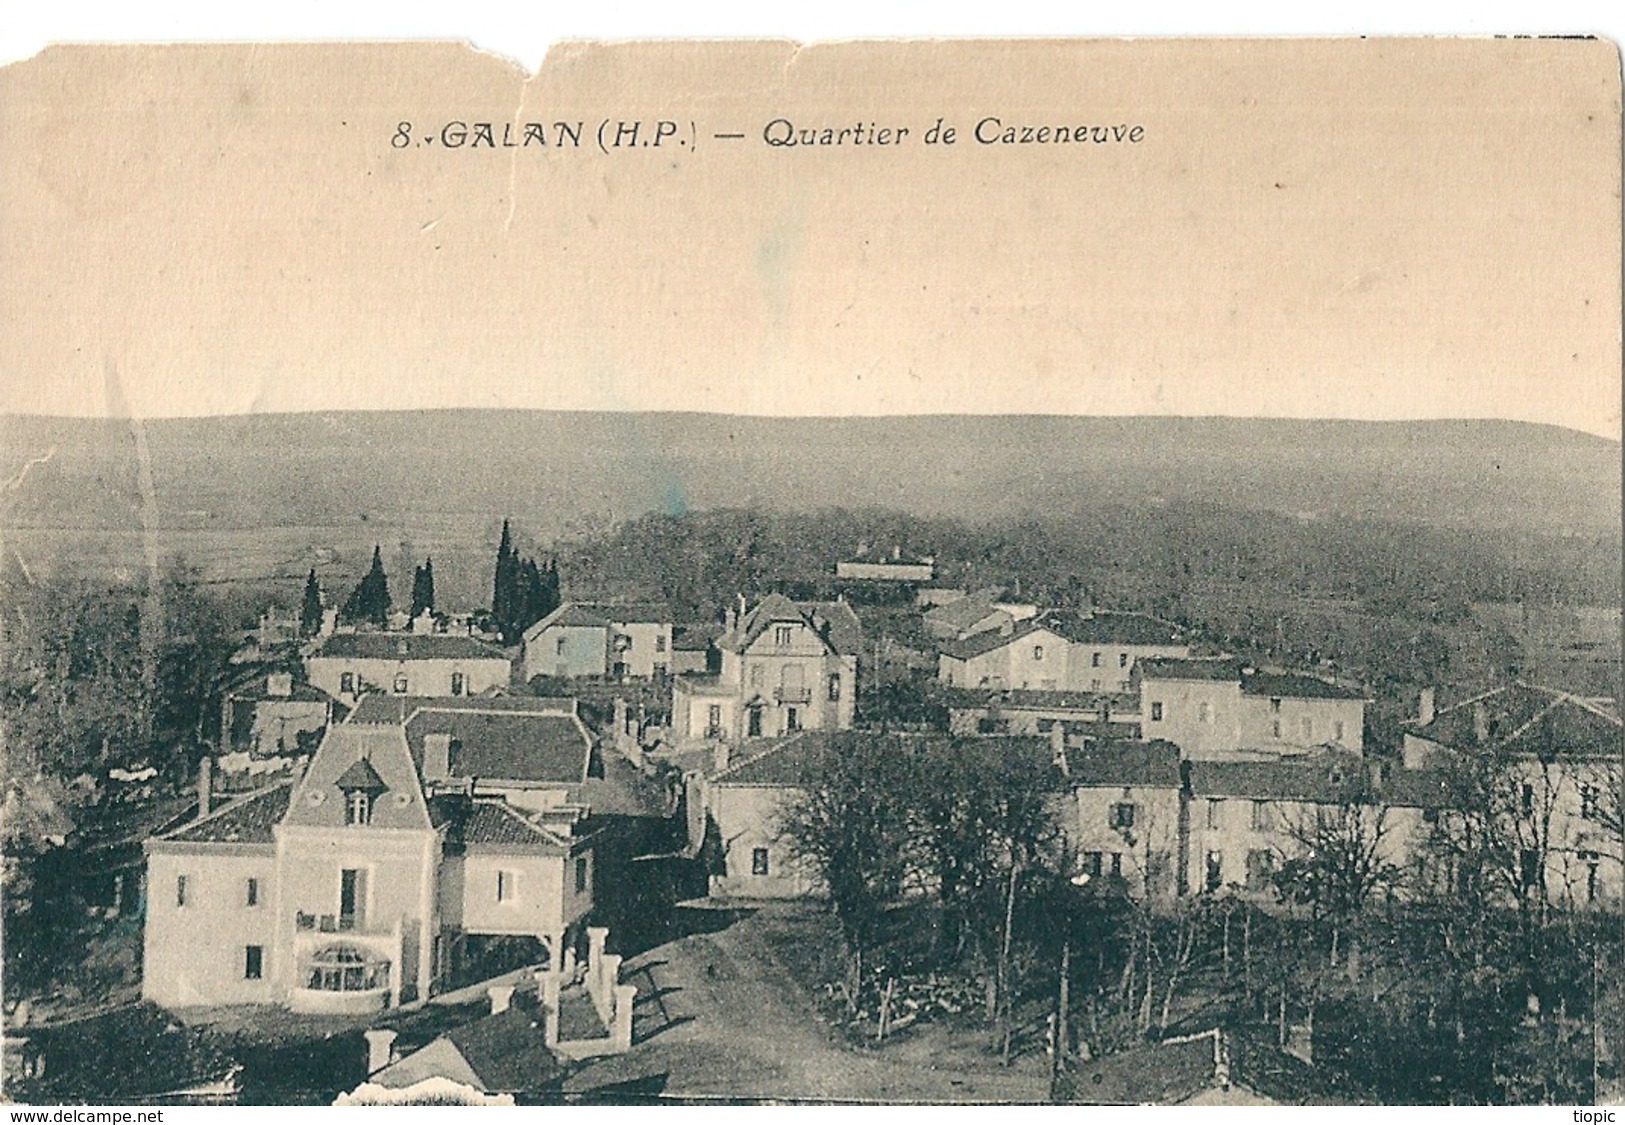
[
  {"left": 487, "top": 984, "right": 515, "bottom": 1015},
  {"left": 197, "top": 757, "right": 213, "bottom": 819},
  {"left": 423, "top": 734, "right": 452, "bottom": 782},
  {"left": 713, "top": 740, "right": 731, "bottom": 774},
  {"left": 362, "top": 1028, "right": 397, "bottom": 1074},
  {"left": 1049, "top": 723, "right": 1069, "bottom": 776},
  {"left": 1418, "top": 686, "right": 1436, "bottom": 727},
  {"left": 1472, "top": 701, "right": 1489, "bottom": 744},
  {"left": 737, "top": 593, "right": 748, "bottom": 623},
  {"left": 320, "top": 607, "right": 338, "bottom": 637},
  {"left": 725, "top": 607, "right": 737, "bottom": 635},
  {"left": 266, "top": 672, "right": 293, "bottom": 698}
]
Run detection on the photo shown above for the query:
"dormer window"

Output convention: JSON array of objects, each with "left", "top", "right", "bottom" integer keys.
[
  {"left": 334, "top": 757, "right": 388, "bottom": 827},
  {"left": 346, "top": 790, "right": 373, "bottom": 826}
]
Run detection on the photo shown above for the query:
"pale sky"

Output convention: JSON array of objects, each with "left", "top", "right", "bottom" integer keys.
[{"left": 1, "top": 37, "right": 1619, "bottom": 436}]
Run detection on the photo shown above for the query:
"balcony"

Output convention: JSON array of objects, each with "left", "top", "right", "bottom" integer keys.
[
  {"left": 774, "top": 685, "right": 812, "bottom": 704},
  {"left": 295, "top": 911, "right": 363, "bottom": 933}
]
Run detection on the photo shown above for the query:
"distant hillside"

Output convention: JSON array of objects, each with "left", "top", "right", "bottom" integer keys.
[{"left": 2, "top": 411, "right": 1618, "bottom": 608}]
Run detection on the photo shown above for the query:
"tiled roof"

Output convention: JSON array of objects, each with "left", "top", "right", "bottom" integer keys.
[
  {"left": 713, "top": 731, "right": 826, "bottom": 786},
  {"left": 311, "top": 632, "right": 508, "bottom": 662},
  {"left": 939, "top": 619, "right": 1059, "bottom": 661},
  {"left": 1242, "top": 671, "right": 1367, "bottom": 701},
  {"left": 723, "top": 595, "right": 865, "bottom": 657},
  {"left": 443, "top": 1002, "right": 566, "bottom": 1093},
  {"left": 403, "top": 708, "right": 591, "bottom": 784},
  {"left": 715, "top": 730, "right": 1058, "bottom": 788},
  {"left": 923, "top": 591, "right": 1005, "bottom": 631},
  {"left": 159, "top": 783, "right": 292, "bottom": 844},
  {"left": 452, "top": 800, "right": 574, "bottom": 852},
  {"left": 1138, "top": 657, "right": 1244, "bottom": 682},
  {"left": 1068, "top": 741, "right": 1183, "bottom": 788},
  {"left": 284, "top": 725, "right": 432, "bottom": 830},
  {"left": 1188, "top": 751, "right": 1368, "bottom": 803},
  {"left": 1054, "top": 611, "right": 1185, "bottom": 647},
  {"left": 375, "top": 1001, "right": 565, "bottom": 1094},
  {"left": 223, "top": 674, "right": 331, "bottom": 703},
  {"left": 1406, "top": 682, "right": 1623, "bottom": 761}
]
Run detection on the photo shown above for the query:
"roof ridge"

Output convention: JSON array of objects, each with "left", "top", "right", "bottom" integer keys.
[
  {"left": 479, "top": 800, "right": 575, "bottom": 847},
  {"left": 155, "top": 779, "right": 293, "bottom": 840}
]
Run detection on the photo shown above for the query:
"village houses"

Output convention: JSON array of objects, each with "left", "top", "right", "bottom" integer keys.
[
  {"left": 142, "top": 695, "right": 601, "bottom": 1013},
  {"left": 1137, "top": 657, "right": 1367, "bottom": 760},
  {"left": 520, "top": 603, "right": 674, "bottom": 683},
  {"left": 937, "top": 610, "right": 1189, "bottom": 693},
  {"left": 670, "top": 595, "right": 862, "bottom": 748},
  {"left": 1401, "top": 682, "right": 1623, "bottom": 909},
  {"left": 304, "top": 633, "right": 512, "bottom": 704}
]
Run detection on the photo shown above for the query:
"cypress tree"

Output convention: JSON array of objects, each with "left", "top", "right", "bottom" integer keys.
[
  {"left": 299, "top": 569, "right": 324, "bottom": 637},
  {"left": 493, "top": 519, "right": 522, "bottom": 642},
  {"left": 411, "top": 558, "right": 436, "bottom": 617},
  {"left": 343, "top": 545, "right": 391, "bottom": 627}
]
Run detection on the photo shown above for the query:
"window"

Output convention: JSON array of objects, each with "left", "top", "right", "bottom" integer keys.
[
  {"left": 176, "top": 874, "right": 189, "bottom": 908},
  {"left": 1581, "top": 850, "right": 1601, "bottom": 902},
  {"left": 340, "top": 672, "right": 355, "bottom": 694},
  {"left": 246, "top": 877, "right": 259, "bottom": 907},
  {"left": 785, "top": 706, "right": 800, "bottom": 732},
  {"left": 1150, "top": 701, "right": 1164, "bottom": 722},
  {"left": 339, "top": 868, "right": 366, "bottom": 929},
  {"left": 752, "top": 847, "right": 771, "bottom": 876},
  {"left": 747, "top": 707, "right": 763, "bottom": 737},
  {"left": 1109, "top": 802, "right": 1136, "bottom": 829},
  {"left": 1581, "top": 784, "right": 1600, "bottom": 821},
  {"left": 574, "top": 857, "right": 589, "bottom": 894},
  {"left": 1251, "top": 800, "right": 1273, "bottom": 831},
  {"left": 303, "top": 944, "right": 388, "bottom": 993},
  {"left": 1032, "top": 645, "right": 1044, "bottom": 661},
  {"left": 1118, "top": 653, "right": 1129, "bottom": 668},
  {"left": 1205, "top": 851, "right": 1223, "bottom": 892},
  {"left": 1083, "top": 851, "right": 1103, "bottom": 877},
  {"left": 655, "top": 634, "right": 667, "bottom": 653},
  {"left": 496, "top": 870, "right": 516, "bottom": 903},
  {"left": 1197, "top": 701, "right": 1212, "bottom": 724},
  {"left": 774, "top": 625, "right": 793, "bottom": 646},
  {"left": 1269, "top": 697, "right": 1282, "bottom": 712},
  {"left": 450, "top": 672, "right": 464, "bottom": 696},
  {"left": 1091, "top": 679, "right": 1102, "bottom": 691},
  {"left": 828, "top": 673, "right": 841, "bottom": 701},
  {"left": 346, "top": 790, "right": 373, "bottom": 826},
  {"left": 706, "top": 704, "right": 723, "bottom": 737},
  {"left": 1109, "top": 852, "right": 1123, "bottom": 877},
  {"left": 1091, "top": 652, "right": 1102, "bottom": 667},
  {"left": 1333, "top": 720, "right": 1345, "bottom": 743},
  {"left": 1520, "top": 783, "right": 1535, "bottom": 817},
  {"left": 1206, "top": 798, "right": 1221, "bottom": 829},
  {"left": 244, "top": 945, "right": 263, "bottom": 980},
  {"left": 1270, "top": 719, "right": 1282, "bottom": 738},
  {"left": 556, "top": 636, "right": 567, "bottom": 655},
  {"left": 392, "top": 673, "right": 408, "bottom": 694}
]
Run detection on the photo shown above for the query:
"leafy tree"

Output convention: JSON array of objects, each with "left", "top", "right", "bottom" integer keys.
[
  {"left": 299, "top": 568, "right": 324, "bottom": 637},
  {"left": 341, "top": 545, "right": 391, "bottom": 627},
  {"left": 411, "top": 558, "right": 436, "bottom": 618},
  {"left": 776, "top": 733, "right": 920, "bottom": 1011}
]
